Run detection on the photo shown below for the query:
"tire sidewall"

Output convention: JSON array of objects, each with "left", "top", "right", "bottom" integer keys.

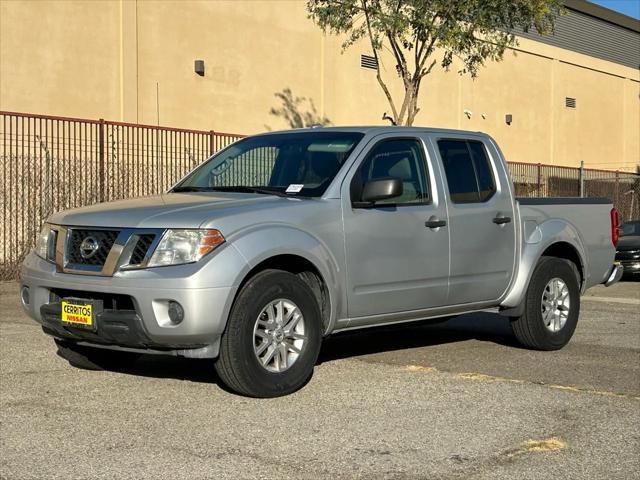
[
  {"left": 226, "top": 270, "right": 322, "bottom": 396},
  {"left": 526, "top": 258, "right": 580, "bottom": 349}
]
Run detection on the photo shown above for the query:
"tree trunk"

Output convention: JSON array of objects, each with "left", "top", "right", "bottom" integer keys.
[{"left": 400, "top": 77, "right": 423, "bottom": 126}]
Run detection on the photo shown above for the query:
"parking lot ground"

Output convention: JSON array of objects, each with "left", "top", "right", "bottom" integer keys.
[{"left": 1, "top": 280, "right": 639, "bottom": 480}]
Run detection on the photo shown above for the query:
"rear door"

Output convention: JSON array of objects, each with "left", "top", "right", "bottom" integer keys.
[
  {"left": 342, "top": 135, "right": 450, "bottom": 319},
  {"left": 432, "top": 136, "right": 516, "bottom": 304}
]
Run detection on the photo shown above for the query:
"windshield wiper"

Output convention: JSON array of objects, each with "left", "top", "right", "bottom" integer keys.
[{"left": 201, "top": 186, "right": 291, "bottom": 198}]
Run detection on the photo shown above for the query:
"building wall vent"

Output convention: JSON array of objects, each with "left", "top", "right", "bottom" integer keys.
[
  {"left": 565, "top": 97, "right": 577, "bottom": 108},
  {"left": 360, "top": 54, "right": 378, "bottom": 70}
]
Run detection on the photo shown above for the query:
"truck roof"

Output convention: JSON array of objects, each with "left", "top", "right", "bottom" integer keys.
[{"left": 255, "top": 126, "right": 489, "bottom": 137}]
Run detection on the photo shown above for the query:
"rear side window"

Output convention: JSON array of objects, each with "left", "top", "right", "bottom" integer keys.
[{"left": 437, "top": 139, "right": 496, "bottom": 203}]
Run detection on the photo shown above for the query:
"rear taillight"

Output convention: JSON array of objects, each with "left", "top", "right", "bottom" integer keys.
[{"left": 610, "top": 208, "right": 619, "bottom": 247}]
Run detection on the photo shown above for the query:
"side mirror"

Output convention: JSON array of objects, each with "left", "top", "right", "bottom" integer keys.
[{"left": 358, "top": 177, "right": 403, "bottom": 205}]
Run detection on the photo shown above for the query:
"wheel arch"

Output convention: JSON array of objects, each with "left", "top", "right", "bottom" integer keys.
[
  {"left": 226, "top": 226, "right": 342, "bottom": 334},
  {"left": 540, "top": 241, "right": 584, "bottom": 286},
  {"left": 236, "top": 254, "right": 332, "bottom": 332},
  {"left": 500, "top": 219, "right": 587, "bottom": 314}
]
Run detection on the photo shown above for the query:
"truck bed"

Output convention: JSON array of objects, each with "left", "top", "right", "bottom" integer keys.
[{"left": 516, "top": 196, "right": 614, "bottom": 290}]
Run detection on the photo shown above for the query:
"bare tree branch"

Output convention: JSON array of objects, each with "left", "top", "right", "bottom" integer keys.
[
  {"left": 362, "top": 0, "right": 399, "bottom": 123},
  {"left": 382, "top": 112, "right": 396, "bottom": 125}
]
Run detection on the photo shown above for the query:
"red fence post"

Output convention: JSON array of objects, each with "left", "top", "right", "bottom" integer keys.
[{"left": 98, "top": 118, "right": 105, "bottom": 202}]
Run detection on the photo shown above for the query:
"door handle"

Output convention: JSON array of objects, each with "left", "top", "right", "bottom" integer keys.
[
  {"left": 425, "top": 219, "right": 447, "bottom": 228},
  {"left": 493, "top": 215, "right": 512, "bottom": 225}
]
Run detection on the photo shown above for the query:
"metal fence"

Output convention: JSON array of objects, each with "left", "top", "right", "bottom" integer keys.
[
  {"left": 1, "top": 110, "right": 639, "bottom": 280},
  {"left": 0, "top": 111, "right": 243, "bottom": 279},
  {"left": 508, "top": 161, "right": 639, "bottom": 221}
]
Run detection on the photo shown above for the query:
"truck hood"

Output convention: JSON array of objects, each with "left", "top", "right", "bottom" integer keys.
[{"left": 47, "top": 192, "right": 286, "bottom": 228}]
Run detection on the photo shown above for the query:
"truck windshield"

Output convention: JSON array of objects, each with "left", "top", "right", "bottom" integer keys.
[{"left": 174, "top": 131, "right": 364, "bottom": 197}]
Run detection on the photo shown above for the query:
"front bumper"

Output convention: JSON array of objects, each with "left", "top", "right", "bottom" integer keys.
[
  {"left": 20, "top": 249, "right": 246, "bottom": 357},
  {"left": 39, "top": 301, "right": 201, "bottom": 349}
]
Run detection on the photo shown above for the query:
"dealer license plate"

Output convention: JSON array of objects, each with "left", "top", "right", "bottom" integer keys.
[{"left": 61, "top": 300, "right": 94, "bottom": 328}]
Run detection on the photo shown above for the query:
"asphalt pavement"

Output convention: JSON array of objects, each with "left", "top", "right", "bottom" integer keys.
[{"left": 1, "top": 280, "right": 638, "bottom": 479}]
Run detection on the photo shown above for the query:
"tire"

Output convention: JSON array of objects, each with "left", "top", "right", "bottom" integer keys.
[
  {"left": 214, "top": 269, "right": 323, "bottom": 398},
  {"left": 511, "top": 256, "right": 581, "bottom": 351},
  {"left": 55, "top": 339, "right": 141, "bottom": 371}
]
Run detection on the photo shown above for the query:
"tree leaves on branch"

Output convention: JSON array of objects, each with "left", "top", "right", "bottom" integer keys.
[{"left": 307, "top": 0, "right": 563, "bottom": 125}]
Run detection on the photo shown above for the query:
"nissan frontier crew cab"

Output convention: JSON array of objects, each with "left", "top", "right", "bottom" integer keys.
[{"left": 21, "top": 127, "right": 623, "bottom": 397}]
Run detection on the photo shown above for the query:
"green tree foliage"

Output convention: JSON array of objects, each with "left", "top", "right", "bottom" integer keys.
[{"left": 307, "top": 0, "right": 563, "bottom": 125}]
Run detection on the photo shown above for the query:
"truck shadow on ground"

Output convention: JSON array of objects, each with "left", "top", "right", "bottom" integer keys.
[
  {"left": 115, "top": 312, "right": 517, "bottom": 387},
  {"left": 318, "top": 312, "right": 518, "bottom": 364}
]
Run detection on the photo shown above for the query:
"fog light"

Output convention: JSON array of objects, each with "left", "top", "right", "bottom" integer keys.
[
  {"left": 168, "top": 301, "right": 184, "bottom": 324},
  {"left": 21, "top": 286, "right": 30, "bottom": 306}
]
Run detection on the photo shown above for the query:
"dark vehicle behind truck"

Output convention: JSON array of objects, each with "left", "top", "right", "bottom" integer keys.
[{"left": 616, "top": 221, "right": 640, "bottom": 276}]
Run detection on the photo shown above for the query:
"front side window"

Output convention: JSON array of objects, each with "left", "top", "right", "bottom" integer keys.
[
  {"left": 175, "top": 132, "right": 364, "bottom": 197},
  {"left": 351, "top": 138, "right": 430, "bottom": 205},
  {"left": 437, "top": 139, "right": 496, "bottom": 203}
]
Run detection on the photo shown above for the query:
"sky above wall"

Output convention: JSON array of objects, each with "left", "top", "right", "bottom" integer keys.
[{"left": 590, "top": 0, "right": 640, "bottom": 19}]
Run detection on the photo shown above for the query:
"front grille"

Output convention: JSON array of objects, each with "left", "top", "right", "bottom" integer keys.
[
  {"left": 49, "top": 288, "right": 136, "bottom": 311},
  {"left": 67, "top": 229, "right": 120, "bottom": 266},
  {"left": 129, "top": 234, "right": 155, "bottom": 265}
]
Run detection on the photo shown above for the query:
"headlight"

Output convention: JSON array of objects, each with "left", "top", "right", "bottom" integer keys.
[
  {"left": 35, "top": 224, "right": 55, "bottom": 262},
  {"left": 147, "top": 229, "right": 225, "bottom": 267}
]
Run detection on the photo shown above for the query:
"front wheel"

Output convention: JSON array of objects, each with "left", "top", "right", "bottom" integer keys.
[
  {"left": 511, "top": 256, "right": 581, "bottom": 351},
  {"left": 214, "top": 269, "right": 322, "bottom": 397}
]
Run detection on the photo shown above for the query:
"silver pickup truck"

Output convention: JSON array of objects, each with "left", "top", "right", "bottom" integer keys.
[{"left": 21, "top": 127, "right": 623, "bottom": 397}]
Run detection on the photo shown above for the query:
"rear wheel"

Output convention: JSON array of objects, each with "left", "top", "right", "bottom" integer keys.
[
  {"left": 511, "top": 256, "right": 580, "bottom": 350},
  {"left": 214, "top": 269, "right": 322, "bottom": 397},
  {"left": 55, "top": 339, "right": 141, "bottom": 370}
]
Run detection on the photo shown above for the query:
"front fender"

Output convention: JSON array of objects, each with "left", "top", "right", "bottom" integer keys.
[
  {"left": 500, "top": 218, "right": 586, "bottom": 309},
  {"left": 227, "top": 224, "right": 343, "bottom": 332}
]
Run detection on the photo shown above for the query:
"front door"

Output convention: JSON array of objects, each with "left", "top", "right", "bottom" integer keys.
[{"left": 342, "top": 136, "right": 450, "bottom": 319}]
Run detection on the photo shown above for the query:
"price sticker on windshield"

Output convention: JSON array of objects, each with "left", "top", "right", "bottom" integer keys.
[{"left": 286, "top": 184, "right": 304, "bottom": 194}]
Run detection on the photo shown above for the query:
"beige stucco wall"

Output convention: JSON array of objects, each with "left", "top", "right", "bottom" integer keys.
[
  {"left": 1, "top": 0, "right": 638, "bottom": 171},
  {"left": 0, "top": 0, "right": 122, "bottom": 120}
]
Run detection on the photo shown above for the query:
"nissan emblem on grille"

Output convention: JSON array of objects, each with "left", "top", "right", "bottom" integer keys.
[{"left": 79, "top": 236, "right": 100, "bottom": 260}]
